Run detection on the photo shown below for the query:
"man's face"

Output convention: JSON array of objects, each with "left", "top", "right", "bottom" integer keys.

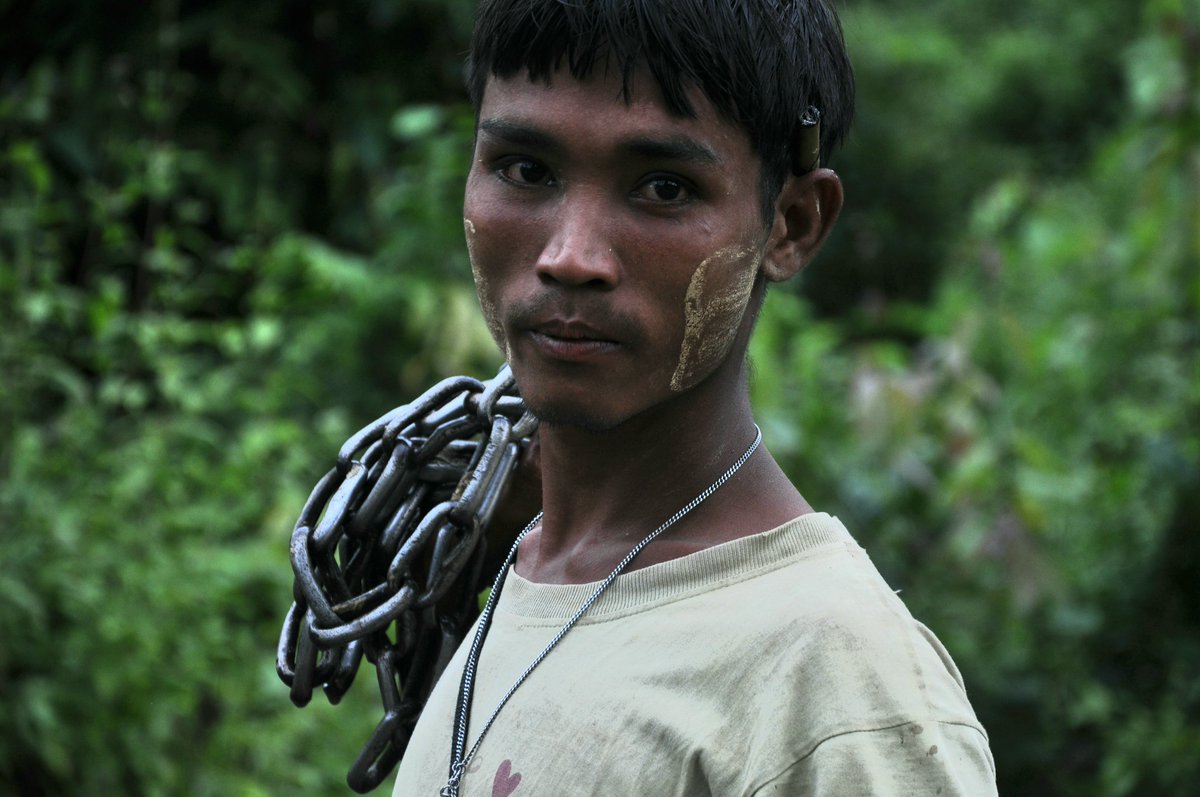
[{"left": 464, "top": 67, "right": 772, "bottom": 430}]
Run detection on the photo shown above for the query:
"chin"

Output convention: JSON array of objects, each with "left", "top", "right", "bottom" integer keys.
[
  {"left": 517, "top": 382, "right": 630, "bottom": 432},
  {"left": 509, "top": 362, "right": 620, "bottom": 432},
  {"left": 525, "top": 399, "right": 622, "bottom": 434}
]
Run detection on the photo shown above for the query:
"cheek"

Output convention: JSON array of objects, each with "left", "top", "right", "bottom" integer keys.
[
  {"left": 463, "top": 215, "right": 508, "bottom": 354},
  {"left": 669, "top": 244, "right": 760, "bottom": 392}
]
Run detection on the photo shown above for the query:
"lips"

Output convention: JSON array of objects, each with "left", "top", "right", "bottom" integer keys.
[
  {"left": 526, "top": 318, "right": 621, "bottom": 361},
  {"left": 534, "top": 319, "right": 617, "bottom": 342}
]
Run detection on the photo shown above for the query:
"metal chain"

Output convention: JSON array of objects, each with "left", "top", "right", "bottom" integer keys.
[{"left": 276, "top": 364, "right": 537, "bottom": 793}]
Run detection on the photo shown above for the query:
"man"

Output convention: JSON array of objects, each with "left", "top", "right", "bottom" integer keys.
[{"left": 394, "top": 1, "right": 996, "bottom": 794}]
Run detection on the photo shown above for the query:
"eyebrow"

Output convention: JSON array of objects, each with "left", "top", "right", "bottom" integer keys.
[
  {"left": 621, "top": 135, "right": 721, "bottom": 166},
  {"left": 478, "top": 119, "right": 564, "bottom": 157},
  {"left": 478, "top": 119, "right": 722, "bottom": 167}
]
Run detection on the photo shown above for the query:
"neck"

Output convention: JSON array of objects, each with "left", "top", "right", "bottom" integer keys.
[{"left": 515, "top": 360, "right": 810, "bottom": 584}]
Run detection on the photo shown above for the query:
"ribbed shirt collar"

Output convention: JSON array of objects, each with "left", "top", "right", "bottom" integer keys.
[{"left": 496, "top": 513, "right": 853, "bottom": 622}]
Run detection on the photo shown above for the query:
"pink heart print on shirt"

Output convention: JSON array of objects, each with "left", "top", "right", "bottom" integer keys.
[{"left": 492, "top": 759, "right": 522, "bottom": 797}]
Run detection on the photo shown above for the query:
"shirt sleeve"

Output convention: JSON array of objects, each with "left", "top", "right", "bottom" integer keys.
[{"left": 750, "top": 720, "right": 997, "bottom": 797}]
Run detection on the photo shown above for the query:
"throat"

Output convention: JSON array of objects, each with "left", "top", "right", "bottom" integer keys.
[
  {"left": 514, "top": 523, "right": 669, "bottom": 584},
  {"left": 515, "top": 423, "right": 770, "bottom": 584}
]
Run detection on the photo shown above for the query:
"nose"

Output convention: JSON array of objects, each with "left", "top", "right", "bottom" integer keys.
[{"left": 534, "top": 194, "right": 620, "bottom": 288}]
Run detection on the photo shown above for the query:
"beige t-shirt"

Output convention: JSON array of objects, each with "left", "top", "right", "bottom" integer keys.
[{"left": 392, "top": 513, "right": 996, "bottom": 796}]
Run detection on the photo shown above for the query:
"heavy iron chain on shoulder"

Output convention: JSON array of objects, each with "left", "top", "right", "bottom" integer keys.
[{"left": 276, "top": 364, "right": 536, "bottom": 793}]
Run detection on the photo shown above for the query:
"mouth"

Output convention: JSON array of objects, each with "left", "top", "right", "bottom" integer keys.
[
  {"left": 534, "top": 319, "right": 617, "bottom": 342},
  {"left": 526, "top": 319, "right": 621, "bottom": 361}
]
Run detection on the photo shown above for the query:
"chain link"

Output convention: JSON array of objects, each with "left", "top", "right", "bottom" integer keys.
[{"left": 277, "top": 364, "right": 536, "bottom": 793}]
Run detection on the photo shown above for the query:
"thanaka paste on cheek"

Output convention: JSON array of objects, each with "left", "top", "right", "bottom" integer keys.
[
  {"left": 670, "top": 244, "right": 761, "bottom": 392},
  {"left": 464, "top": 217, "right": 509, "bottom": 359}
]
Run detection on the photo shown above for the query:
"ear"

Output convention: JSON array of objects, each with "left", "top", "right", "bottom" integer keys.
[{"left": 760, "top": 168, "right": 844, "bottom": 283}]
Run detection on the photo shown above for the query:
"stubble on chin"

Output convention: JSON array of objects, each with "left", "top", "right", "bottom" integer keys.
[{"left": 527, "top": 404, "right": 619, "bottom": 434}]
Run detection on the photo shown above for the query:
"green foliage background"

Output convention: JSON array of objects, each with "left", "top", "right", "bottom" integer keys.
[{"left": 1, "top": 1, "right": 1196, "bottom": 795}]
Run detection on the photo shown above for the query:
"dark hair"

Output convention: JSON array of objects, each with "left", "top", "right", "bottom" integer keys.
[{"left": 466, "top": 0, "right": 855, "bottom": 219}]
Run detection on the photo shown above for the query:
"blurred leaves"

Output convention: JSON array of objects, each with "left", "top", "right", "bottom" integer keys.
[
  {"left": 1, "top": 2, "right": 492, "bottom": 794},
  {"left": 755, "top": 3, "right": 1198, "bottom": 793}
]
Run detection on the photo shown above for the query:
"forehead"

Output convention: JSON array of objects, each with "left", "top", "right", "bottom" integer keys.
[{"left": 475, "top": 67, "right": 756, "bottom": 163}]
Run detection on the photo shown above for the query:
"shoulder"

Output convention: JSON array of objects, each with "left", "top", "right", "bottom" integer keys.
[
  {"left": 716, "top": 517, "right": 996, "bottom": 794},
  {"left": 759, "top": 530, "right": 984, "bottom": 740}
]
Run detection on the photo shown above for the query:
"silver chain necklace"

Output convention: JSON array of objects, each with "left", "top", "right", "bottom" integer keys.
[{"left": 440, "top": 425, "right": 763, "bottom": 797}]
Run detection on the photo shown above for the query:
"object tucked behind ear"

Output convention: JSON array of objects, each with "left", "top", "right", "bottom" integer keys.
[{"left": 794, "top": 105, "right": 822, "bottom": 174}]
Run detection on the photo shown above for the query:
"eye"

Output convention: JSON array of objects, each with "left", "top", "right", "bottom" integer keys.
[
  {"left": 498, "top": 159, "right": 554, "bottom": 186},
  {"left": 633, "top": 176, "right": 693, "bottom": 204}
]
